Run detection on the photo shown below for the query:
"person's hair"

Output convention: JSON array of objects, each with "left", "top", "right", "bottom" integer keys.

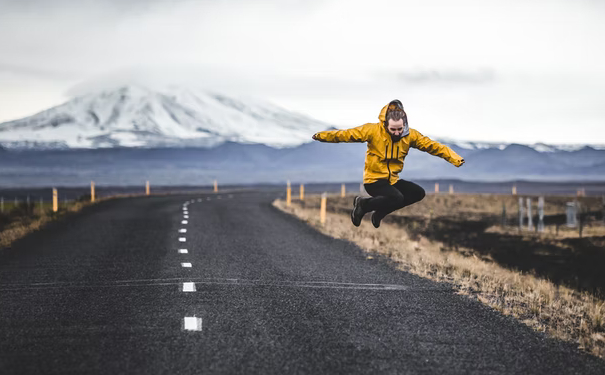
[{"left": 386, "top": 110, "right": 405, "bottom": 123}]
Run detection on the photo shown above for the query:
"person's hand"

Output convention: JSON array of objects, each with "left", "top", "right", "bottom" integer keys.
[
  {"left": 457, "top": 158, "right": 465, "bottom": 167},
  {"left": 312, "top": 133, "right": 319, "bottom": 140}
]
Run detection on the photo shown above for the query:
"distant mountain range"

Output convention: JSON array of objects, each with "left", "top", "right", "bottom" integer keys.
[
  {"left": 1, "top": 141, "right": 604, "bottom": 188},
  {"left": 0, "top": 85, "right": 603, "bottom": 186}
]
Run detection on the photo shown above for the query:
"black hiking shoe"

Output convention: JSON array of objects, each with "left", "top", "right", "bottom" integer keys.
[
  {"left": 371, "top": 212, "right": 381, "bottom": 228},
  {"left": 351, "top": 196, "right": 366, "bottom": 227}
]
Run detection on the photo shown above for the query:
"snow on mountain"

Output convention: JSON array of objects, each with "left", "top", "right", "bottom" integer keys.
[
  {"left": 433, "top": 138, "right": 508, "bottom": 151},
  {"left": 0, "top": 85, "right": 332, "bottom": 149},
  {"left": 433, "top": 137, "right": 605, "bottom": 153}
]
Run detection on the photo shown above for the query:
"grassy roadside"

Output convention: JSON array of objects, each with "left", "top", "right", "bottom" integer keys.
[{"left": 273, "top": 195, "right": 605, "bottom": 359}]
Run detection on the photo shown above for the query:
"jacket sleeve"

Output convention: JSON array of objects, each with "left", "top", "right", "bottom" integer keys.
[
  {"left": 313, "top": 123, "right": 374, "bottom": 143},
  {"left": 411, "top": 129, "right": 464, "bottom": 166}
]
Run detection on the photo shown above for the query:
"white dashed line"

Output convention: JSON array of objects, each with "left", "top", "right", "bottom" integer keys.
[
  {"left": 180, "top": 203, "right": 198, "bottom": 334},
  {"left": 228, "top": 195, "right": 233, "bottom": 198},
  {"left": 197, "top": 199, "right": 202, "bottom": 202},
  {"left": 206, "top": 198, "right": 211, "bottom": 201},
  {"left": 184, "top": 317, "right": 202, "bottom": 331}
]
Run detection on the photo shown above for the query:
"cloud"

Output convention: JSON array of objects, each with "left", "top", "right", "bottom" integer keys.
[
  {"left": 385, "top": 68, "right": 496, "bottom": 85},
  {"left": 0, "top": 0, "right": 170, "bottom": 14},
  {"left": 0, "top": 62, "right": 82, "bottom": 80},
  {"left": 0, "top": 0, "right": 604, "bottom": 144}
]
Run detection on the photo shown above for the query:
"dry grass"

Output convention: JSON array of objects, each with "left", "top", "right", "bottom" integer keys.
[{"left": 274, "top": 195, "right": 605, "bottom": 359}]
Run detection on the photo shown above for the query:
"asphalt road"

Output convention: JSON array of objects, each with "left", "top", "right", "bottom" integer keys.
[{"left": 0, "top": 190, "right": 604, "bottom": 374}]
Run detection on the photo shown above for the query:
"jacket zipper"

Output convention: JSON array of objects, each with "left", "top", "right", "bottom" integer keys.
[{"left": 385, "top": 143, "right": 391, "bottom": 178}]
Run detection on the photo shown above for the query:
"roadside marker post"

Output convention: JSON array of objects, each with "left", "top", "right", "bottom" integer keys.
[
  {"left": 512, "top": 184, "right": 517, "bottom": 195},
  {"left": 146, "top": 181, "right": 150, "bottom": 196},
  {"left": 341, "top": 184, "right": 345, "bottom": 198},
  {"left": 578, "top": 201, "right": 583, "bottom": 238},
  {"left": 538, "top": 197, "right": 545, "bottom": 232},
  {"left": 320, "top": 192, "right": 327, "bottom": 225},
  {"left": 434, "top": 183, "right": 439, "bottom": 193},
  {"left": 91, "top": 181, "right": 95, "bottom": 202},
  {"left": 518, "top": 197, "right": 525, "bottom": 231},
  {"left": 286, "top": 180, "right": 292, "bottom": 207},
  {"left": 300, "top": 184, "right": 304, "bottom": 201},
  {"left": 214, "top": 180, "right": 218, "bottom": 193},
  {"left": 527, "top": 198, "right": 533, "bottom": 231},
  {"left": 566, "top": 202, "right": 577, "bottom": 227},
  {"left": 52, "top": 188, "right": 58, "bottom": 212},
  {"left": 449, "top": 184, "right": 454, "bottom": 195}
]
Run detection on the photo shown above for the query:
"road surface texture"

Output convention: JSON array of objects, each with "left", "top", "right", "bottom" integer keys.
[{"left": 1, "top": 191, "right": 604, "bottom": 374}]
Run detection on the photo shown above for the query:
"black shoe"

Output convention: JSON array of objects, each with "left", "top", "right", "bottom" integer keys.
[
  {"left": 371, "top": 212, "right": 381, "bottom": 228},
  {"left": 351, "top": 196, "right": 366, "bottom": 227}
]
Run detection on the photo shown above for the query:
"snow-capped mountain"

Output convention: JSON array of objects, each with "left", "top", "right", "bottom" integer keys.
[{"left": 0, "top": 85, "right": 332, "bottom": 149}]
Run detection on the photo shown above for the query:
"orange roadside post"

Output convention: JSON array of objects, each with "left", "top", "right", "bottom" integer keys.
[
  {"left": 52, "top": 188, "right": 58, "bottom": 212},
  {"left": 320, "top": 192, "right": 327, "bottom": 225}
]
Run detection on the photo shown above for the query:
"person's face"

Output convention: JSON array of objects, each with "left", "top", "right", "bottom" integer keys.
[{"left": 387, "top": 119, "right": 404, "bottom": 136}]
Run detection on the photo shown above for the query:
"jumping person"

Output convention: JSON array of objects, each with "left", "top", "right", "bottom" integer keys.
[{"left": 311, "top": 99, "right": 465, "bottom": 228}]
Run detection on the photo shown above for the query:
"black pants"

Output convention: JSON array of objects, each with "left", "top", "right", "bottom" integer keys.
[{"left": 362, "top": 179, "right": 426, "bottom": 221}]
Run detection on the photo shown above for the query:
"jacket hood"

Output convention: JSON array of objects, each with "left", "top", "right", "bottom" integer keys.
[{"left": 379, "top": 101, "right": 410, "bottom": 138}]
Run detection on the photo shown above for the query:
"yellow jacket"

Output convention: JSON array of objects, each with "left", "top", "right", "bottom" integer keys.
[{"left": 313, "top": 103, "right": 464, "bottom": 185}]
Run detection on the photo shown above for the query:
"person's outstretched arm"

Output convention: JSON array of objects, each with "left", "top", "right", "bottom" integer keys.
[
  {"left": 411, "top": 129, "right": 465, "bottom": 167},
  {"left": 312, "top": 123, "right": 373, "bottom": 143}
]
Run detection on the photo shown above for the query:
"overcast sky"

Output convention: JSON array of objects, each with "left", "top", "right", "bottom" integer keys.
[{"left": 1, "top": 0, "right": 604, "bottom": 144}]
